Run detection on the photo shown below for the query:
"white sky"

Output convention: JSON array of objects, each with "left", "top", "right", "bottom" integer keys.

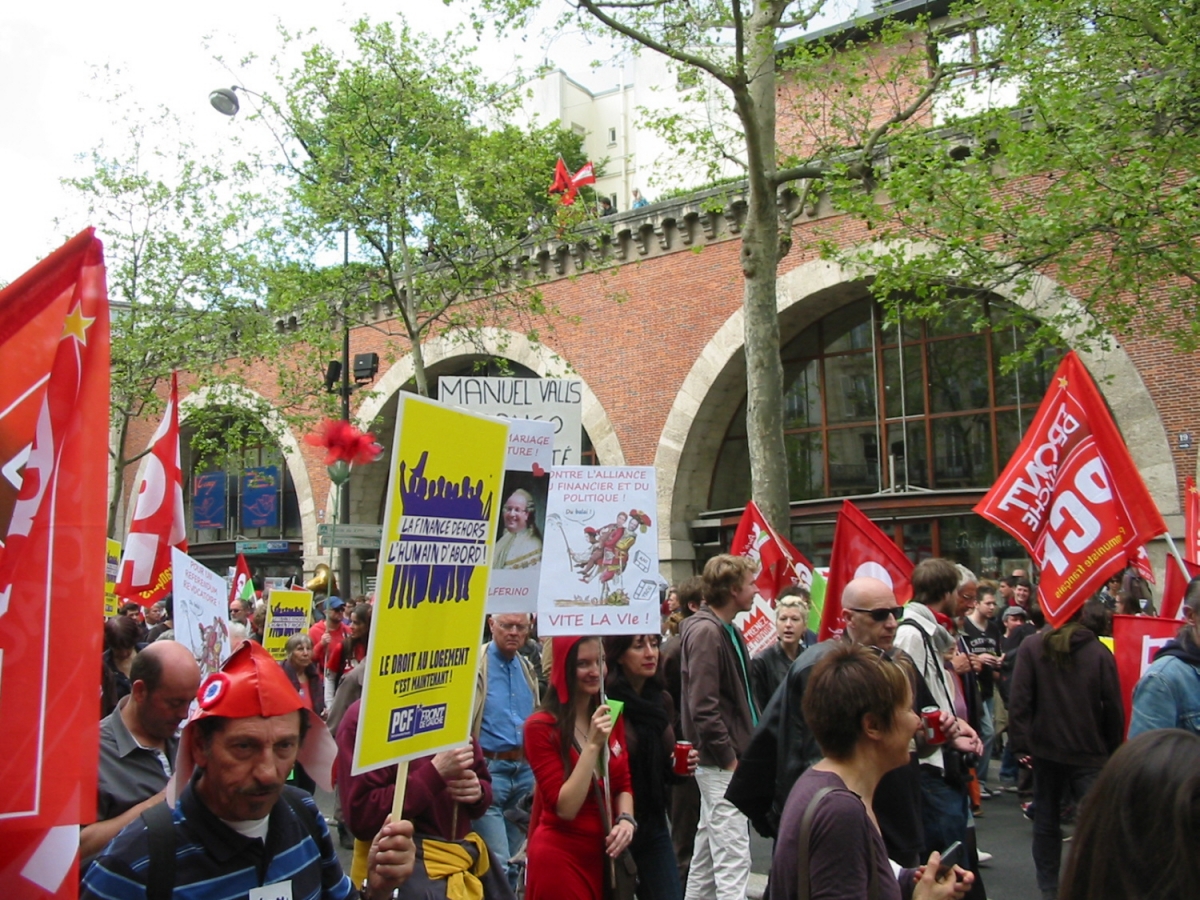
[{"left": 0, "top": 0, "right": 856, "bottom": 283}]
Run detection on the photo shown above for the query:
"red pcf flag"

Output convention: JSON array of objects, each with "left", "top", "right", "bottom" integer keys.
[
  {"left": 1160, "top": 557, "right": 1200, "bottom": 620},
  {"left": 1112, "top": 614, "right": 1181, "bottom": 733},
  {"left": 115, "top": 371, "right": 186, "bottom": 606},
  {"left": 1186, "top": 476, "right": 1200, "bottom": 565},
  {"left": 571, "top": 161, "right": 596, "bottom": 188},
  {"left": 818, "top": 500, "right": 914, "bottom": 641},
  {"left": 548, "top": 158, "right": 572, "bottom": 199},
  {"left": 0, "top": 229, "right": 109, "bottom": 897},
  {"left": 730, "top": 500, "right": 814, "bottom": 601},
  {"left": 1131, "top": 545, "right": 1155, "bottom": 585},
  {"left": 975, "top": 351, "right": 1167, "bottom": 627}
]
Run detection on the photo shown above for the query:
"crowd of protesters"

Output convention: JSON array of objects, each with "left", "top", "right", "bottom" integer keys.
[{"left": 88, "top": 553, "right": 1200, "bottom": 900}]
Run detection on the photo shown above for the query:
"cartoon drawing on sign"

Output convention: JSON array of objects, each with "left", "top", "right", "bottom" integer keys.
[
  {"left": 386, "top": 450, "right": 494, "bottom": 610},
  {"left": 197, "top": 616, "right": 227, "bottom": 677},
  {"left": 547, "top": 508, "right": 653, "bottom": 603}
]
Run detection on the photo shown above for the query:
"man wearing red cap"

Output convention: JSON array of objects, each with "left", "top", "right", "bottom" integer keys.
[{"left": 81, "top": 641, "right": 416, "bottom": 900}]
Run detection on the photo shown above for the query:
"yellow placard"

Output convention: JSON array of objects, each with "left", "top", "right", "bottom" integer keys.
[
  {"left": 104, "top": 538, "right": 121, "bottom": 618},
  {"left": 353, "top": 394, "right": 508, "bottom": 773},
  {"left": 1099, "top": 635, "right": 1114, "bottom": 654},
  {"left": 263, "top": 588, "right": 314, "bottom": 661}
]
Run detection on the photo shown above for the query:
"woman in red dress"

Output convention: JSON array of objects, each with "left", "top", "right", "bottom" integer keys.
[{"left": 524, "top": 635, "right": 636, "bottom": 900}]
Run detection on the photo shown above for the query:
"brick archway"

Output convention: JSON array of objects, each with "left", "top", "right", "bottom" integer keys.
[{"left": 653, "top": 249, "right": 1177, "bottom": 579}]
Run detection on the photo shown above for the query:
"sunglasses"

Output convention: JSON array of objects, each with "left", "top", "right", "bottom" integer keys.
[{"left": 845, "top": 606, "right": 905, "bottom": 622}]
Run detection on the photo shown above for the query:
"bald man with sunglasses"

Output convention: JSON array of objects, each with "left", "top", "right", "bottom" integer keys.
[{"left": 727, "top": 577, "right": 954, "bottom": 868}]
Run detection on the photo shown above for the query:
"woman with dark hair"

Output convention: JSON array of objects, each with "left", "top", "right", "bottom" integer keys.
[
  {"left": 1060, "top": 729, "right": 1200, "bottom": 900},
  {"left": 102, "top": 615, "right": 145, "bottom": 717},
  {"left": 524, "top": 635, "right": 635, "bottom": 900},
  {"left": 604, "top": 633, "right": 697, "bottom": 900},
  {"left": 325, "top": 602, "right": 372, "bottom": 699},
  {"left": 770, "top": 644, "right": 973, "bottom": 900}
]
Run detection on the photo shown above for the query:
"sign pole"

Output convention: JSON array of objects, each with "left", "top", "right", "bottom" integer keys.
[
  {"left": 1160, "top": 531, "right": 1191, "bottom": 580},
  {"left": 390, "top": 759, "right": 410, "bottom": 822}
]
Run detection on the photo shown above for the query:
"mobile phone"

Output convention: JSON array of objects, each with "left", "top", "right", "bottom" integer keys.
[{"left": 935, "top": 841, "right": 964, "bottom": 881}]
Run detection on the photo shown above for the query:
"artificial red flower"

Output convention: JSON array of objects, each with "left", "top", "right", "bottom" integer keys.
[{"left": 303, "top": 418, "right": 383, "bottom": 466}]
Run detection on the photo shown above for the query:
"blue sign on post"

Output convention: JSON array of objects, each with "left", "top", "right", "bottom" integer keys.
[
  {"left": 193, "top": 471, "right": 227, "bottom": 529},
  {"left": 241, "top": 466, "right": 279, "bottom": 528}
]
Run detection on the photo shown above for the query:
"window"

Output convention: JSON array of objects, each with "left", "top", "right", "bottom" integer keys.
[
  {"left": 708, "top": 295, "right": 1061, "bottom": 510},
  {"left": 608, "top": 126, "right": 617, "bottom": 145}
]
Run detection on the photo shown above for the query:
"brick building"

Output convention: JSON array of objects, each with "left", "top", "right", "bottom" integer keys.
[{"left": 114, "top": 4, "right": 1199, "bottom": 595}]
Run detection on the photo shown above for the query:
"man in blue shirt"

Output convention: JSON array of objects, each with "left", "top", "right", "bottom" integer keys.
[
  {"left": 471, "top": 613, "right": 538, "bottom": 889},
  {"left": 82, "top": 641, "right": 415, "bottom": 900},
  {"left": 1129, "top": 576, "right": 1200, "bottom": 736}
]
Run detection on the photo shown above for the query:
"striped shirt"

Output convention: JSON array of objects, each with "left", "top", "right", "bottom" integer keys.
[{"left": 81, "top": 782, "right": 354, "bottom": 900}]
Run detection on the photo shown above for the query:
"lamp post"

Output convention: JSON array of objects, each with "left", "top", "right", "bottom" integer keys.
[{"left": 211, "top": 85, "right": 356, "bottom": 598}]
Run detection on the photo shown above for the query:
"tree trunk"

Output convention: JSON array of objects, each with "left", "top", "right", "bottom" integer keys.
[
  {"left": 737, "top": 9, "right": 791, "bottom": 534},
  {"left": 107, "top": 415, "right": 130, "bottom": 538}
]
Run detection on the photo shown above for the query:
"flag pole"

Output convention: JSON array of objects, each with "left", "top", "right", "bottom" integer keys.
[{"left": 1160, "top": 531, "right": 1191, "bottom": 580}]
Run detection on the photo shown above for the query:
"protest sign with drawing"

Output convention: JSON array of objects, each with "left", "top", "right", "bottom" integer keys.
[
  {"left": 263, "top": 588, "right": 313, "bottom": 662},
  {"left": 104, "top": 539, "right": 121, "bottom": 618},
  {"left": 171, "top": 547, "right": 231, "bottom": 679},
  {"left": 354, "top": 394, "right": 508, "bottom": 774},
  {"left": 486, "top": 417, "right": 554, "bottom": 614},
  {"left": 537, "top": 466, "right": 660, "bottom": 635}
]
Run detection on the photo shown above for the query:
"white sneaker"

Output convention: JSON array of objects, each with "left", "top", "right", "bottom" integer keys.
[{"left": 977, "top": 851, "right": 993, "bottom": 866}]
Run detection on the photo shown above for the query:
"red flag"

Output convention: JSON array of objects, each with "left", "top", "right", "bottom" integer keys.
[
  {"left": 818, "top": 500, "right": 914, "bottom": 641},
  {"left": 1160, "top": 556, "right": 1200, "bottom": 620},
  {"left": 548, "top": 158, "right": 571, "bottom": 197},
  {"left": 571, "top": 161, "right": 596, "bottom": 187},
  {"left": 1112, "top": 614, "right": 1181, "bottom": 733},
  {"left": 974, "top": 351, "right": 1167, "bottom": 627},
  {"left": 229, "top": 553, "right": 254, "bottom": 607},
  {"left": 1186, "top": 476, "right": 1200, "bottom": 565},
  {"left": 0, "top": 228, "right": 109, "bottom": 897},
  {"left": 1131, "top": 545, "right": 1155, "bottom": 584},
  {"left": 730, "top": 500, "right": 814, "bottom": 601},
  {"left": 115, "top": 372, "right": 186, "bottom": 606}
]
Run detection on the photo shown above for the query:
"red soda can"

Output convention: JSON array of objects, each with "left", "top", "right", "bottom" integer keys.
[
  {"left": 673, "top": 741, "right": 693, "bottom": 776},
  {"left": 922, "top": 706, "right": 946, "bottom": 745}
]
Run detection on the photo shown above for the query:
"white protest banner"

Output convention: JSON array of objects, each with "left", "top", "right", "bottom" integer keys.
[
  {"left": 439, "top": 375, "right": 583, "bottom": 467},
  {"left": 487, "top": 418, "right": 555, "bottom": 614},
  {"left": 735, "top": 596, "right": 779, "bottom": 657},
  {"left": 538, "top": 466, "right": 659, "bottom": 635},
  {"left": 171, "top": 547, "right": 231, "bottom": 679}
]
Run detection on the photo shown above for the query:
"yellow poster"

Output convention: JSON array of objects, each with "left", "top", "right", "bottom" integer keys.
[
  {"left": 104, "top": 539, "right": 121, "bottom": 618},
  {"left": 263, "top": 588, "right": 313, "bottom": 661},
  {"left": 353, "top": 394, "right": 509, "bottom": 773}
]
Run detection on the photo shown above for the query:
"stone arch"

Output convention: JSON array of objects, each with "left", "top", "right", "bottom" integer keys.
[
  {"left": 140, "top": 384, "right": 321, "bottom": 561},
  {"left": 654, "top": 246, "right": 1177, "bottom": 574},
  {"left": 358, "top": 329, "right": 624, "bottom": 463}
]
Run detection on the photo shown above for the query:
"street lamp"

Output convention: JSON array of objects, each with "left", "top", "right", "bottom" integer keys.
[{"left": 209, "top": 84, "right": 368, "bottom": 598}]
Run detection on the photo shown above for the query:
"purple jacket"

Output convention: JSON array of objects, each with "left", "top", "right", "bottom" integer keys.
[{"left": 335, "top": 699, "right": 492, "bottom": 840}]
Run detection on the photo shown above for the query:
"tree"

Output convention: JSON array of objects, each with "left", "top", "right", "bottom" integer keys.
[
  {"left": 828, "top": 0, "right": 1200, "bottom": 353},
  {"left": 246, "top": 17, "right": 588, "bottom": 398},
  {"left": 471, "top": 0, "right": 974, "bottom": 530},
  {"left": 63, "top": 105, "right": 302, "bottom": 535}
]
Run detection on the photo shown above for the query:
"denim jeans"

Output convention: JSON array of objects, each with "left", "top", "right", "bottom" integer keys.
[
  {"left": 976, "top": 697, "right": 995, "bottom": 788},
  {"left": 631, "top": 813, "right": 682, "bottom": 900},
  {"left": 472, "top": 758, "right": 534, "bottom": 890},
  {"left": 918, "top": 764, "right": 969, "bottom": 857},
  {"left": 1031, "top": 758, "right": 1100, "bottom": 898}
]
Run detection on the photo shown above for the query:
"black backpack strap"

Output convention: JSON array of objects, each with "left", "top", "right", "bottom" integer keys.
[{"left": 141, "top": 801, "right": 176, "bottom": 900}]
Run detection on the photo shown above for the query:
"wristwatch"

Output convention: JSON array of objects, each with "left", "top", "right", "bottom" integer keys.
[{"left": 616, "top": 813, "right": 638, "bottom": 832}]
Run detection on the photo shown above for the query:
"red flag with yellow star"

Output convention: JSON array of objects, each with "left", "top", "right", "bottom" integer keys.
[
  {"left": 975, "top": 351, "right": 1166, "bottom": 626},
  {"left": 0, "top": 228, "right": 109, "bottom": 897}
]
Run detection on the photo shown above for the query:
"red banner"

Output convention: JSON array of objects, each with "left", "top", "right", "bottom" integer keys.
[
  {"left": 730, "top": 500, "right": 814, "bottom": 602},
  {"left": 1112, "top": 614, "right": 1181, "bottom": 732},
  {"left": 818, "top": 500, "right": 914, "bottom": 641},
  {"left": 1186, "top": 476, "right": 1200, "bottom": 565},
  {"left": 1131, "top": 545, "right": 1155, "bottom": 584},
  {"left": 974, "top": 351, "right": 1167, "bottom": 627},
  {"left": 115, "top": 372, "right": 186, "bottom": 606},
  {"left": 0, "top": 229, "right": 109, "bottom": 897},
  {"left": 1160, "top": 556, "right": 1200, "bottom": 620}
]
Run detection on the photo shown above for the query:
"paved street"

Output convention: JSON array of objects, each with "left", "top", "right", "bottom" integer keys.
[{"left": 320, "top": 779, "right": 1061, "bottom": 898}]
